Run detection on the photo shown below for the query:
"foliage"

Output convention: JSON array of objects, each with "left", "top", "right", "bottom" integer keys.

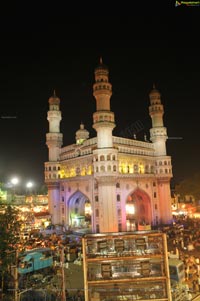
[
  {"left": 175, "top": 172, "right": 200, "bottom": 200},
  {"left": 0, "top": 205, "right": 21, "bottom": 276}
]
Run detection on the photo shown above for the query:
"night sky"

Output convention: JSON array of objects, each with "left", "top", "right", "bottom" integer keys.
[{"left": 0, "top": 2, "right": 199, "bottom": 190}]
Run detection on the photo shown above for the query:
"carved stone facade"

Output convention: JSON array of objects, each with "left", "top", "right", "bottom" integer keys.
[{"left": 45, "top": 60, "right": 173, "bottom": 233}]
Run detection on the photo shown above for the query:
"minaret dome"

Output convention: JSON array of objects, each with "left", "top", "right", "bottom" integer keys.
[
  {"left": 75, "top": 122, "right": 89, "bottom": 145},
  {"left": 48, "top": 90, "right": 60, "bottom": 106},
  {"left": 149, "top": 84, "right": 161, "bottom": 105}
]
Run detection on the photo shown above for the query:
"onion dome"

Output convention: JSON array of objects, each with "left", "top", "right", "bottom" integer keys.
[
  {"left": 149, "top": 84, "right": 161, "bottom": 97},
  {"left": 48, "top": 90, "right": 60, "bottom": 105},
  {"left": 149, "top": 84, "right": 161, "bottom": 104},
  {"left": 95, "top": 57, "right": 109, "bottom": 72},
  {"left": 75, "top": 122, "right": 89, "bottom": 145}
]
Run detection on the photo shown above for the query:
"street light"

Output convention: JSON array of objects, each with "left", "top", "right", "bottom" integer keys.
[
  {"left": 11, "top": 177, "right": 19, "bottom": 200},
  {"left": 26, "top": 182, "right": 33, "bottom": 189},
  {"left": 26, "top": 181, "right": 33, "bottom": 195}
]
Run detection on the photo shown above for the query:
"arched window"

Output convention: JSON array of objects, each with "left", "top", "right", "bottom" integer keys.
[
  {"left": 117, "top": 194, "right": 121, "bottom": 202},
  {"left": 100, "top": 166, "right": 105, "bottom": 172},
  {"left": 116, "top": 182, "right": 120, "bottom": 188},
  {"left": 95, "top": 209, "right": 99, "bottom": 217},
  {"left": 107, "top": 165, "right": 112, "bottom": 171}
]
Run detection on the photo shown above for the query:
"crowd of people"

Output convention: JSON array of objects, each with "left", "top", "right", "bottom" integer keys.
[{"left": 166, "top": 216, "right": 200, "bottom": 299}]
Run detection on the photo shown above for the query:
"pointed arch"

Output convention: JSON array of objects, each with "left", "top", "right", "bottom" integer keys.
[
  {"left": 67, "top": 190, "right": 92, "bottom": 231},
  {"left": 126, "top": 188, "right": 151, "bottom": 231}
]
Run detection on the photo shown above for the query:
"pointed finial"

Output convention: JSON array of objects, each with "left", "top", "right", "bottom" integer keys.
[
  {"left": 153, "top": 83, "right": 156, "bottom": 89},
  {"left": 100, "top": 57, "right": 103, "bottom": 65},
  {"left": 53, "top": 89, "right": 56, "bottom": 97}
]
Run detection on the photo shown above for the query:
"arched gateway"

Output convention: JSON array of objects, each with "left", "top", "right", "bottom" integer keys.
[
  {"left": 126, "top": 189, "right": 151, "bottom": 231},
  {"left": 67, "top": 191, "right": 92, "bottom": 231}
]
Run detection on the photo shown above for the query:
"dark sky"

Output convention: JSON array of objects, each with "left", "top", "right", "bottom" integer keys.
[{"left": 0, "top": 2, "right": 200, "bottom": 190}]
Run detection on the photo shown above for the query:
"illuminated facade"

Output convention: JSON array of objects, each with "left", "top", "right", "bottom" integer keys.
[{"left": 45, "top": 60, "right": 173, "bottom": 233}]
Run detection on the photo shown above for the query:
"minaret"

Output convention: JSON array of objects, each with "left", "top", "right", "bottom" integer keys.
[
  {"left": 149, "top": 85, "right": 173, "bottom": 225},
  {"left": 92, "top": 57, "right": 115, "bottom": 148},
  {"left": 92, "top": 59, "right": 119, "bottom": 233},
  {"left": 46, "top": 91, "right": 63, "bottom": 161},
  {"left": 45, "top": 91, "right": 63, "bottom": 224},
  {"left": 149, "top": 85, "right": 167, "bottom": 156}
]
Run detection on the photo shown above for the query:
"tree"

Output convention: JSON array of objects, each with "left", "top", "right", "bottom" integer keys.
[
  {"left": 0, "top": 205, "right": 21, "bottom": 298},
  {"left": 175, "top": 172, "right": 200, "bottom": 201}
]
